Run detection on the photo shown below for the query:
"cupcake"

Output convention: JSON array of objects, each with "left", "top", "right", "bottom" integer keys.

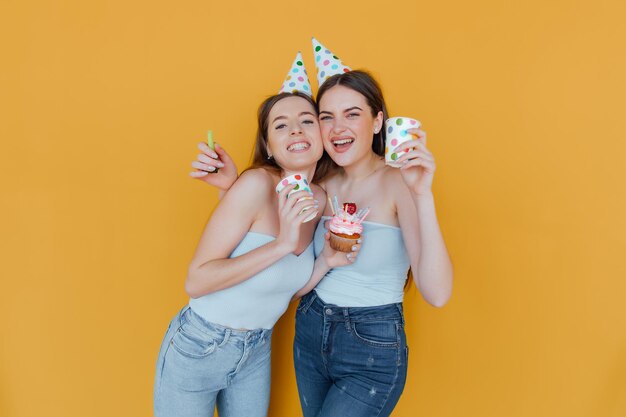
[{"left": 327, "top": 199, "right": 370, "bottom": 253}]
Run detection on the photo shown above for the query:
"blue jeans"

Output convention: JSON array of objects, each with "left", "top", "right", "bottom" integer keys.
[
  {"left": 294, "top": 292, "right": 408, "bottom": 417},
  {"left": 154, "top": 306, "right": 272, "bottom": 417}
]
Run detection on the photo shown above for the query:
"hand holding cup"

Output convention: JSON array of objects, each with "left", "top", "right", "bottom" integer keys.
[{"left": 275, "top": 174, "right": 318, "bottom": 223}]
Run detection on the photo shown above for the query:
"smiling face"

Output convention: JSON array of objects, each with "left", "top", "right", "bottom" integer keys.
[
  {"left": 265, "top": 96, "right": 324, "bottom": 173},
  {"left": 318, "top": 85, "right": 383, "bottom": 167}
]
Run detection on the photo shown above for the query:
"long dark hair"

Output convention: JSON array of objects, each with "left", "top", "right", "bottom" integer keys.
[
  {"left": 248, "top": 92, "right": 317, "bottom": 174},
  {"left": 314, "top": 70, "right": 390, "bottom": 181}
]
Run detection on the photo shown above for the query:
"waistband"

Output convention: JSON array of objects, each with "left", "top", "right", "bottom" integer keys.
[
  {"left": 181, "top": 306, "right": 272, "bottom": 344},
  {"left": 299, "top": 291, "right": 405, "bottom": 325}
]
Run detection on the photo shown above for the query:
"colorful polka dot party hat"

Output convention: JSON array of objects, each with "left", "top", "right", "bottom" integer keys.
[
  {"left": 311, "top": 37, "right": 351, "bottom": 87},
  {"left": 278, "top": 51, "right": 312, "bottom": 96}
]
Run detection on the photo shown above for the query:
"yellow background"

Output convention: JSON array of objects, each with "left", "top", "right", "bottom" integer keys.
[{"left": 2, "top": 0, "right": 625, "bottom": 416}]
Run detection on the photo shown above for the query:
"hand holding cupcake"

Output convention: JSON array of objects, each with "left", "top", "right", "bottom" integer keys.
[{"left": 327, "top": 196, "right": 370, "bottom": 253}]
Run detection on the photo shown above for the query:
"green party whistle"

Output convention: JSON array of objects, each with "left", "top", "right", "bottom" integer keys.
[
  {"left": 207, "top": 130, "right": 218, "bottom": 173},
  {"left": 207, "top": 130, "right": 215, "bottom": 150}
]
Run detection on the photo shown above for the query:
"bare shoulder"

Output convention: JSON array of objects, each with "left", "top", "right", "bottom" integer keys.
[
  {"left": 380, "top": 164, "right": 401, "bottom": 180},
  {"left": 231, "top": 168, "right": 276, "bottom": 194},
  {"left": 378, "top": 165, "right": 413, "bottom": 212},
  {"left": 220, "top": 168, "right": 277, "bottom": 208},
  {"left": 381, "top": 165, "right": 409, "bottom": 191}
]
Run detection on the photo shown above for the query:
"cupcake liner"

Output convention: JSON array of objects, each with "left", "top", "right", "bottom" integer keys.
[{"left": 329, "top": 231, "right": 359, "bottom": 253}]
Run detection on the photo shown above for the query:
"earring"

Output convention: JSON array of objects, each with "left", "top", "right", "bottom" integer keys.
[{"left": 267, "top": 154, "right": 273, "bottom": 160}]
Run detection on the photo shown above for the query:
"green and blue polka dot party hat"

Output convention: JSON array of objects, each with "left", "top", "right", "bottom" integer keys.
[
  {"left": 311, "top": 37, "right": 352, "bottom": 88},
  {"left": 278, "top": 51, "right": 312, "bottom": 97}
]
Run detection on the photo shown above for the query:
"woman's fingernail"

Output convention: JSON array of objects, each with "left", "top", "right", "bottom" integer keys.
[
  {"left": 357, "top": 239, "right": 362, "bottom": 244},
  {"left": 351, "top": 245, "right": 357, "bottom": 251},
  {"left": 216, "top": 162, "right": 225, "bottom": 168}
]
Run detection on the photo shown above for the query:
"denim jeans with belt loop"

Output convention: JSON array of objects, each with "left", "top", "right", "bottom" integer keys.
[
  {"left": 154, "top": 306, "right": 272, "bottom": 417},
  {"left": 293, "top": 291, "right": 408, "bottom": 417}
]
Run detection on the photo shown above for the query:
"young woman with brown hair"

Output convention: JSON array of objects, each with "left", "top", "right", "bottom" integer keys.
[{"left": 155, "top": 91, "right": 360, "bottom": 417}]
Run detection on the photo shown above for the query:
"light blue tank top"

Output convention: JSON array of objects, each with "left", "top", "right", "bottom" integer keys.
[
  {"left": 189, "top": 232, "right": 314, "bottom": 330},
  {"left": 314, "top": 216, "right": 410, "bottom": 307}
]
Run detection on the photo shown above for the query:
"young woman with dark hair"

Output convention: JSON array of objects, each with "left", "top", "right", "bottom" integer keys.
[{"left": 294, "top": 70, "right": 452, "bottom": 417}]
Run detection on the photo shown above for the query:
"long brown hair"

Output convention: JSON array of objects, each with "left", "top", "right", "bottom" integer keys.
[
  {"left": 313, "top": 70, "right": 390, "bottom": 181},
  {"left": 247, "top": 92, "right": 317, "bottom": 174}
]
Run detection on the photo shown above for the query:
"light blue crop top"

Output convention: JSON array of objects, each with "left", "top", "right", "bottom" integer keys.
[
  {"left": 314, "top": 216, "right": 410, "bottom": 307},
  {"left": 189, "top": 232, "right": 314, "bottom": 330}
]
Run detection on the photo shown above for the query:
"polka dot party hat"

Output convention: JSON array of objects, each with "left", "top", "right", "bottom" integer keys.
[
  {"left": 278, "top": 51, "right": 312, "bottom": 97},
  {"left": 311, "top": 37, "right": 351, "bottom": 88}
]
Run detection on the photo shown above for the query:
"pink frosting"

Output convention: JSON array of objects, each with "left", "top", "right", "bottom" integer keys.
[{"left": 329, "top": 213, "right": 363, "bottom": 236}]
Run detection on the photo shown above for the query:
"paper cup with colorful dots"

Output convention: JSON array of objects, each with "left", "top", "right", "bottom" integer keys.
[
  {"left": 275, "top": 174, "right": 317, "bottom": 223},
  {"left": 384, "top": 117, "right": 422, "bottom": 168}
]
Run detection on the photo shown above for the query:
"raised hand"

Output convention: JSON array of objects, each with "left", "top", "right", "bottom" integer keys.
[
  {"left": 394, "top": 128, "right": 435, "bottom": 196},
  {"left": 190, "top": 142, "right": 238, "bottom": 192},
  {"left": 275, "top": 185, "right": 319, "bottom": 253},
  {"left": 321, "top": 231, "right": 361, "bottom": 268}
]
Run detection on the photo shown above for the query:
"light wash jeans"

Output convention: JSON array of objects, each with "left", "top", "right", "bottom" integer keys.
[{"left": 154, "top": 306, "right": 272, "bottom": 417}]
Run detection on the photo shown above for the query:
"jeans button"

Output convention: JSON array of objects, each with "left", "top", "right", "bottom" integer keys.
[{"left": 325, "top": 308, "right": 332, "bottom": 315}]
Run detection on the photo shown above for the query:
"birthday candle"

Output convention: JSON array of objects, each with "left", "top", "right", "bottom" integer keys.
[{"left": 358, "top": 208, "right": 370, "bottom": 223}]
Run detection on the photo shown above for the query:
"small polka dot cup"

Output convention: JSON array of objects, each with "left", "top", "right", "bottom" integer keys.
[
  {"left": 275, "top": 174, "right": 317, "bottom": 223},
  {"left": 384, "top": 117, "right": 422, "bottom": 168}
]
